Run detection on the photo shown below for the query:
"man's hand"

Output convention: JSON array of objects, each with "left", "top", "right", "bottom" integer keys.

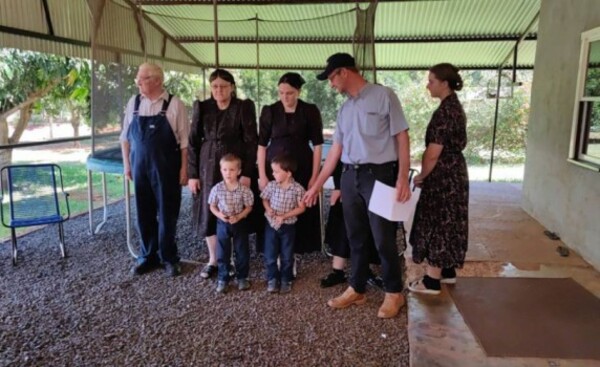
[
  {"left": 396, "top": 176, "right": 411, "bottom": 202},
  {"left": 240, "top": 176, "right": 251, "bottom": 188},
  {"left": 188, "top": 178, "right": 201, "bottom": 196},
  {"left": 258, "top": 176, "right": 269, "bottom": 191},
  {"left": 308, "top": 176, "right": 317, "bottom": 190},
  {"left": 124, "top": 165, "right": 132, "bottom": 181},
  {"left": 303, "top": 187, "right": 320, "bottom": 207}
]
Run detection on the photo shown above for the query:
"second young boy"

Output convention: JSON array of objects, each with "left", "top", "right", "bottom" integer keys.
[{"left": 260, "top": 154, "right": 306, "bottom": 294}]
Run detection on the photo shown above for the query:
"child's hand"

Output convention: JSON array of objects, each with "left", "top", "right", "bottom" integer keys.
[
  {"left": 229, "top": 214, "right": 240, "bottom": 224},
  {"left": 274, "top": 215, "right": 284, "bottom": 226},
  {"left": 266, "top": 207, "right": 275, "bottom": 217},
  {"left": 219, "top": 213, "right": 230, "bottom": 223}
]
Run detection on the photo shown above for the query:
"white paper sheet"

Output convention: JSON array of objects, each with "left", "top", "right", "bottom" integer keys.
[{"left": 368, "top": 180, "right": 421, "bottom": 222}]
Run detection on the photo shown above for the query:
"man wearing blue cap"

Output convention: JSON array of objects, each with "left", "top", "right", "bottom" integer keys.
[{"left": 304, "top": 53, "right": 411, "bottom": 318}]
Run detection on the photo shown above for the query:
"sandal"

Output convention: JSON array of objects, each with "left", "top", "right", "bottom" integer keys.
[{"left": 408, "top": 275, "right": 441, "bottom": 295}]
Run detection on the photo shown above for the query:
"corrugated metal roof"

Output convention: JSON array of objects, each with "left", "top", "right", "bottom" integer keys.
[
  {"left": 0, "top": 0, "right": 202, "bottom": 73},
  {"left": 139, "top": 0, "right": 539, "bottom": 69},
  {"left": 0, "top": 0, "right": 541, "bottom": 71}
]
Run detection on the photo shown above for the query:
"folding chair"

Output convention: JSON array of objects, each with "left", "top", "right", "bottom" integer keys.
[{"left": 1, "top": 164, "right": 70, "bottom": 265}]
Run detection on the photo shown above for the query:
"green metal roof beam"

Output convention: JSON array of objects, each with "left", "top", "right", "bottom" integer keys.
[
  {"left": 218, "top": 64, "right": 534, "bottom": 71},
  {"left": 137, "top": 0, "right": 438, "bottom": 5},
  {"left": 176, "top": 35, "right": 537, "bottom": 44}
]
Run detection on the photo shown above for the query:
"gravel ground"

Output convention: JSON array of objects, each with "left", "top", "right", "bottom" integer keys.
[{"left": 0, "top": 192, "right": 409, "bottom": 367}]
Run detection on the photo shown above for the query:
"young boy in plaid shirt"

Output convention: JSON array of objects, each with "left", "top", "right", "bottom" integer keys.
[
  {"left": 260, "top": 154, "right": 306, "bottom": 294},
  {"left": 208, "top": 154, "right": 254, "bottom": 294}
]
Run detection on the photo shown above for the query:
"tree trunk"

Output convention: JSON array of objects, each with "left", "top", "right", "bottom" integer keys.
[
  {"left": 68, "top": 102, "right": 82, "bottom": 148},
  {"left": 0, "top": 116, "right": 12, "bottom": 188},
  {"left": 48, "top": 113, "right": 54, "bottom": 140},
  {"left": 12, "top": 107, "right": 32, "bottom": 144},
  {"left": 0, "top": 107, "right": 32, "bottom": 187}
]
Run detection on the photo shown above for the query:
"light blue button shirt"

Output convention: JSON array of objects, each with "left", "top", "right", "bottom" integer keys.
[{"left": 333, "top": 83, "right": 409, "bottom": 164}]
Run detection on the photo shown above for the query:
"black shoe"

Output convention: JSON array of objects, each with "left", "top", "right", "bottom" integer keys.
[
  {"left": 441, "top": 267, "right": 456, "bottom": 284},
  {"left": 367, "top": 274, "right": 384, "bottom": 289},
  {"left": 320, "top": 271, "right": 347, "bottom": 288},
  {"left": 165, "top": 262, "right": 182, "bottom": 277},
  {"left": 199, "top": 264, "right": 217, "bottom": 279},
  {"left": 132, "top": 259, "right": 162, "bottom": 276}
]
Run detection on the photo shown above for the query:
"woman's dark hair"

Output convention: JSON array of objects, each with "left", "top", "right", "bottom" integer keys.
[
  {"left": 271, "top": 153, "right": 297, "bottom": 173},
  {"left": 278, "top": 72, "right": 306, "bottom": 90},
  {"left": 429, "top": 63, "right": 463, "bottom": 91},
  {"left": 209, "top": 68, "right": 237, "bottom": 99}
]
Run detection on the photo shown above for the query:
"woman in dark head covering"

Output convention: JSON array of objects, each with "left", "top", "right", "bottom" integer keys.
[
  {"left": 257, "top": 72, "right": 324, "bottom": 258},
  {"left": 188, "top": 68, "right": 258, "bottom": 279}
]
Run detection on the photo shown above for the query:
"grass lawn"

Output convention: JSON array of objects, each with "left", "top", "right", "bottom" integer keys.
[{"left": 1, "top": 161, "right": 127, "bottom": 241}]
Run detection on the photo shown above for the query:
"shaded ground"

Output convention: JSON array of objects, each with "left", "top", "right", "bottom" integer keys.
[{"left": 0, "top": 193, "right": 409, "bottom": 367}]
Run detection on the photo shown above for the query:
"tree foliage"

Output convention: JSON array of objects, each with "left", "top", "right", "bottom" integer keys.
[
  {"left": 0, "top": 47, "right": 533, "bottom": 168},
  {"left": 0, "top": 49, "right": 74, "bottom": 169}
]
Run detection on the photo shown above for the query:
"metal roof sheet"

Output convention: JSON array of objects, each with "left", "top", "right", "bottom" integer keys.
[{"left": 0, "top": 0, "right": 541, "bottom": 71}]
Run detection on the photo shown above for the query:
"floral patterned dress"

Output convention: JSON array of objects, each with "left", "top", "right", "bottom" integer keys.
[{"left": 410, "top": 93, "right": 469, "bottom": 268}]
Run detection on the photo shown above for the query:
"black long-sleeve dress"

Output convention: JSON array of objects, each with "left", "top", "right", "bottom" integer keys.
[
  {"left": 410, "top": 93, "right": 469, "bottom": 268},
  {"left": 188, "top": 98, "right": 258, "bottom": 238},
  {"left": 258, "top": 100, "right": 323, "bottom": 254},
  {"left": 325, "top": 162, "right": 379, "bottom": 264}
]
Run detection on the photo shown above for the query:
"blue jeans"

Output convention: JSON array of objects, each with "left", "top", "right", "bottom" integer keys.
[
  {"left": 264, "top": 224, "right": 295, "bottom": 283},
  {"left": 216, "top": 219, "right": 250, "bottom": 281}
]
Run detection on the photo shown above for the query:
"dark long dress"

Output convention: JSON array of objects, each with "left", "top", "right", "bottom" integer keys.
[
  {"left": 325, "top": 162, "right": 380, "bottom": 264},
  {"left": 188, "top": 98, "right": 258, "bottom": 238},
  {"left": 410, "top": 93, "right": 469, "bottom": 268},
  {"left": 258, "top": 100, "right": 324, "bottom": 254}
]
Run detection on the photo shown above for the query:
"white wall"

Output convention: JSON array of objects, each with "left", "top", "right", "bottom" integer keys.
[{"left": 523, "top": 0, "right": 600, "bottom": 270}]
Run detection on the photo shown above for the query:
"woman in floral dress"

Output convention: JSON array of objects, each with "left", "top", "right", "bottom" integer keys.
[{"left": 409, "top": 63, "right": 469, "bottom": 295}]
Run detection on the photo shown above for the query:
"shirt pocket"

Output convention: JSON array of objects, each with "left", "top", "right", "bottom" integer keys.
[{"left": 359, "top": 111, "right": 386, "bottom": 137}]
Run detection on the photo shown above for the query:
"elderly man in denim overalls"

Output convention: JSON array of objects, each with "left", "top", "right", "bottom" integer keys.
[{"left": 120, "top": 63, "right": 189, "bottom": 277}]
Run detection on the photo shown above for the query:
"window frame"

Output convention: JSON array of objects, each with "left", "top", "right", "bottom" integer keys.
[{"left": 569, "top": 27, "right": 600, "bottom": 172}]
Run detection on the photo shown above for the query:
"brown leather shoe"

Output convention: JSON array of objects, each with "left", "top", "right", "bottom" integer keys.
[
  {"left": 327, "top": 286, "right": 367, "bottom": 309},
  {"left": 377, "top": 292, "right": 405, "bottom": 318}
]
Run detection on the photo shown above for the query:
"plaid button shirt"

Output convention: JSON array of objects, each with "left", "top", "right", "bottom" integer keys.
[
  {"left": 208, "top": 181, "right": 254, "bottom": 217},
  {"left": 260, "top": 179, "right": 306, "bottom": 229}
]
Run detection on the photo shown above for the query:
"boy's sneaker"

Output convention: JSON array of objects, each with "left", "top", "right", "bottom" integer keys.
[
  {"left": 200, "top": 264, "right": 217, "bottom": 279},
  {"left": 441, "top": 267, "right": 457, "bottom": 284},
  {"left": 238, "top": 278, "right": 250, "bottom": 291},
  {"left": 280, "top": 281, "right": 292, "bottom": 294},
  {"left": 216, "top": 280, "right": 228, "bottom": 294},
  {"left": 320, "top": 271, "right": 347, "bottom": 288},
  {"left": 267, "top": 279, "right": 279, "bottom": 293}
]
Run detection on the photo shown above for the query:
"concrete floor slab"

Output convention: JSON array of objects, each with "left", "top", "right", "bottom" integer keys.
[{"left": 406, "top": 182, "right": 600, "bottom": 367}]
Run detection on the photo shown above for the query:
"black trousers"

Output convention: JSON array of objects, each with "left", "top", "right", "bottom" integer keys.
[{"left": 340, "top": 162, "right": 403, "bottom": 293}]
